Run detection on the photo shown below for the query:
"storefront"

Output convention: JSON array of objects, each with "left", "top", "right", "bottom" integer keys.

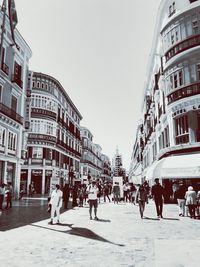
[
  {"left": 45, "top": 170, "right": 52, "bottom": 194},
  {"left": 145, "top": 153, "right": 200, "bottom": 189},
  {"left": 31, "top": 169, "right": 43, "bottom": 194},
  {"left": 20, "top": 169, "right": 28, "bottom": 194}
]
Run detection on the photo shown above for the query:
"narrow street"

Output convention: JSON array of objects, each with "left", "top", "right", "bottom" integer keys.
[{"left": 0, "top": 199, "right": 199, "bottom": 267}]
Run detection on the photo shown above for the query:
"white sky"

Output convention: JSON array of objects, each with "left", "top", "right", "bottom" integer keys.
[{"left": 14, "top": 0, "right": 161, "bottom": 170}]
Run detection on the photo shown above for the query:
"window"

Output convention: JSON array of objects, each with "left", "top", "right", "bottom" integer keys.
[
  {"left": 0, "top": 84, "right": 2, "bottom": 101},
  {"left": 0, "top": 126, "right": 6, "bottom": 147},
  {"left": 8, "top": 131, "right": 17, "bottom": 151},
  {"left": 11, "top": 95, "right": 17, "bottom": 112},
  {"left": 175, "top": 115, "right": 189, "bottom": 144},
  {"left": 32, "top": 147, "right": 43, "bottom": 159},
  {"left": 169, "top": 2, "right": 176, "bottom": 17},
  {"left": 192, "top": 19, "right": 198, "bottom": 34},
  {"left": 196, "top": 64, "right": 200, "bottom": 80}
]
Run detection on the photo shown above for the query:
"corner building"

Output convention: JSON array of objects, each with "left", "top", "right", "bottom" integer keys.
[
  {"left": 0, "top": 7, "right": 32, "bottom": 195},
  {"left": 130, "top": 0, "right": 200, "bottom": 189},
  {"left": 21, "top": 72, "right": 82, "bottom": 195}
]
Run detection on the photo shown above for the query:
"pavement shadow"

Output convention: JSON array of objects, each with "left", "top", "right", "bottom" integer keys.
[
  {"left": 93, "top": 218, "right": 111, "bottom": 222},
  {"left": 161, "top": 218, "right": 179, "bottom": 221},
  {"left": 143, "top": 217, "right": 160, "bottom": 221},
  {"left": 31, "top": 224, "right": 124, "bottom": 247}
]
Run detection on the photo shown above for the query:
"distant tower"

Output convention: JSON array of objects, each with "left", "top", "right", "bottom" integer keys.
[{"left": 113, "top": 147, "right": 123, "bottom": 177}]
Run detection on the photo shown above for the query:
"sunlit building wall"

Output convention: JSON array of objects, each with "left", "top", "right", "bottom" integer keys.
[{"left": 131, "top": 0, "right": 200, "bottom": 188}]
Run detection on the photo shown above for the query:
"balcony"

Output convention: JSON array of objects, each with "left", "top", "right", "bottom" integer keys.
[
  {"left": 12, "top": 74, "right": 23, "bottom": 88},
  {"left": 0, "top": 103, "right": 23, "bottom": 124},
  {"left": 1, "top": 62, "right": 9, "bottom": 75},
  {"left": 28, "top": 133, "right": 56, "bottom": 143},
  {"left": 31, "top": 108, "right": 57, "bottom": 120},
  {"left": 165, "top": 34, "right": 200, "bottom": 62},
  {"left": 175, "top": 133, "right": 189, "bottom": 145},
  {"left": 167, "top": 82, "right": 200, "bottom": 104}
]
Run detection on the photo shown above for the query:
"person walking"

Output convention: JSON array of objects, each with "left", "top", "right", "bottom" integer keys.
[
  {"left": 185, "top": 186, "right": 197, "bottom": 219},
  {"left": 175, "top": 181, "right": 186, "bottom": 217},
  {"left": 135, "top": 184, "right": 148, "bottom": 218},
  {"left": 112, "top": 182, "right": 120, "bottom": 204},
  {"left": 86, "top": 179, "right": 99, "bottom": 220},
  {"left": 49, "top": 184, "right": 63, "bottom": 225},
  {"left": 103, "top": 182, "right": 111, "bottom": 202},
  {"left": 0, "top": 183, "right": 6, "bottom": 211},
  {"left": 62, "top": 183, "right": 70, "bottom": 209},
  {"left": 151, "top": 178, "right": 164, "bottom": 218},
  {"left": 5, "top": 182, "right": 13, "bottom": 209}
]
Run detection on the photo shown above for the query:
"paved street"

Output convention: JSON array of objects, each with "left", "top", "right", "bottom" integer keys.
[
  {"left": 0, "top": 197, "right": 71, "bottom": 231},
  {"left": 0, "top": 200, "right": 200, "bottom": 267}
]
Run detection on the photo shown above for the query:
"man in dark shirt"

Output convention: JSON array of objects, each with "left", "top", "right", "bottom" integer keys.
[{"left": 151, "top": 178, "right": 164, "bottom": 218}]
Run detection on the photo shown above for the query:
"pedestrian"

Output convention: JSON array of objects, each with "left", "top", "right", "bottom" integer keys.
[
  {"left": 82, "top": 184, "right": 88, "bottom": 205},
  {"left": 151, "top": 178, "right": 164, "bottom": 218},
  {"left": 175, "top": 181, "right": 186, "bottom": 217},
  {"left": 185, "top": 186, "right": 197, "bottom": 219},
  {"left": 72, "top": 184, "right": 78, "bottom": 208},
  {"left": 0, "top": 183, "right": 6, "bottom": 210},
  {"left": 62, "top": 183, "right": 70, "bottom": 209},
  {"left": 5, "top": 182, "right": 13, "bottom": 209},
  {"left": 112, "top": 182, "right": 120, "bottom": 204},
  {"left": 29, "top": 182, "right": 34, "bottom": 197},
  {"left": 196, "top": 190, "right": 200, "bottom": 219},
  {"left": 97, "top": 181, "right": 102, "bottom": 203},
  {"left": 123, "top": 182, "right": 129, "bottom": 202},
  {"left": 48, "top": 184, "right": 63, "bottom": 225},
  {"left": 129, "top": 183, "right": 136, "bottom": 204},
  {"left": 86, "top": 179, "right": 99, "bottom": 220},
  {"left": 103, "top": 182, "right": 111, "bottom": 202},
  {"left": 77, "top": 185, "right": 84, "bottom": 207},
  {"left": 135, "top": 184, "right": 148, "bottom": 218}
]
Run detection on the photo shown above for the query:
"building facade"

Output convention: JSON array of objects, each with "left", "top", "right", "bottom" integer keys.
[
  {"left": 0, "top": 4, "right": 32, "bottom": 196},
  {"left": 130, "top": 0, "right": 200, "bottom": 189},
  {"left": 100, "top": 154, "right": 112, "bottom": 182},
  {"left": 21, "top": 71, "right": 82, "bottom": 195},
  {"left": 80, "top": 126, "right": 102, "bottom": 181}
]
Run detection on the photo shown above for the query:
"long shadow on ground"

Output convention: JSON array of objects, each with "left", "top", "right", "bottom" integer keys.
[
  {"left": 0, "top": 199, "right": 70, "bottom": 231},
  {"left": 31, "top": 224, "right": 125, "bottom": 247}
]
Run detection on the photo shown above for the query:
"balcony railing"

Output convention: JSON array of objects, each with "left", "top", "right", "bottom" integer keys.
[
  {"left": 1, "top": 62, "right": 9, "bottom": 75},
  {"left": 12, "top": 74, "right": 23, "bottom": 88},
  {"left": 165, "top": 34, "right": 200, "bottom": 62},
  {"left": 31, "top": 108, "right": 57, "bottom": 120},
  {"left": 167, "top": 82, "right": 200, "bottom": 104},
  {"left": 175, "top": 133, "right": 189, "bottom": 145},
  {"left": 0, "top": 103, "right": 23, "bottom": 124}
]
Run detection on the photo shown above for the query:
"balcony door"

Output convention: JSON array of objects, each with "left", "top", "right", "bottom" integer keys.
[{"left": 11, "top": 95, "right": 17, "bottom": 112}]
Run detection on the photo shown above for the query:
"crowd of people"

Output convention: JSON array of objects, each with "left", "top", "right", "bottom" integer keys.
[
  {"left": 1, "top": 178, "right": 200, "bottom": 222},
  {"left": 47, "top": 178, "right": 200, "bottom": 224},
  {"left": 0, "top": 182, "right": 13, "bottom": 212}
]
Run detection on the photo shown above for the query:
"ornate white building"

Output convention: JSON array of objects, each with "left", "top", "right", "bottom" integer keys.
[
  {"left": 130, "top": 0, "right": 200, "bottom": 190},
  {"left": 21, "top": 71, "right": 82, "bottom": 194}
]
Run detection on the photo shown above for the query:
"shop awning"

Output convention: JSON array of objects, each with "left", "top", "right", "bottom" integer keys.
[{"left": 145, "top": 154, "right": 200, "bottom": 180}]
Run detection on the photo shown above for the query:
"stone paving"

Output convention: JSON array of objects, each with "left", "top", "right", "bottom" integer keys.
[{"left": 0, "top": 200, "right": 199, "bottom": 267}]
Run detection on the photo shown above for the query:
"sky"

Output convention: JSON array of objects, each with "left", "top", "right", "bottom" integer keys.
[{"left": 14, "top": 0, "right": 161, "bottom": 170}]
